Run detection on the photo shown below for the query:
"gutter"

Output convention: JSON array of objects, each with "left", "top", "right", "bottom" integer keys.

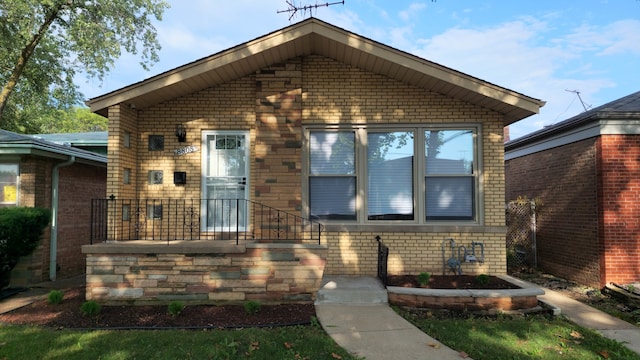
[{"left": 50, "top": 155, "right": 76, "bottom": 281}]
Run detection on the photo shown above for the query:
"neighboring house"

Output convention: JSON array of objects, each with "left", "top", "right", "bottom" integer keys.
[
  {"left": 0, "top": 130, "right": 106, "bottom": 285},
  {"left": 86, "top": 18, "right": 543, "bottom": 289},
  {"left": 505, "top": 91, "right": 640, "bottom": 288}
]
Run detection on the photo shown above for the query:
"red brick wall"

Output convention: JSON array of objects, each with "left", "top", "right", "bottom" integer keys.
[
  {"left": 56, "top": 163, "right": 107, "bottom": 279},
  {"left": 598, "top": 135, "right": 640, "bottom": 285},
  {"left": 505, "top": 138, "right": 601, "bottom": 287},
  {"left": 10, "top": 158, "right": 106, "bottom": 285}
]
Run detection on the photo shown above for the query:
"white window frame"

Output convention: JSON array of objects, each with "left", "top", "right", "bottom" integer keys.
[
  {"left": 0, "top": 163, "right": 19, "bottom": 207},
  {"left": 302, "top": 124, "right": 483, "bottom": 225}
]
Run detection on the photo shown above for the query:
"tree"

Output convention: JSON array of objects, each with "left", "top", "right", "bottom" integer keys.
[{"left": 0, "top": 0, "right": 169, "bottom": 130}]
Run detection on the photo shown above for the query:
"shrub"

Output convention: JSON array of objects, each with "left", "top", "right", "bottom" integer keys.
[
  {"left": 80, "top": 300, "right": 102, "bottom": 317},
  {"left": 168, "top": 301, "right": 185, "bottom": 316},
  {"left": 475, "top": 274, "right": 490, "bottom": 285},
  {"left": 47, "top": 290, "right": 64, "bottom": 305},
  {"left": 417, "top": 272, "right": 431, "bottom": 287},
  {"left": 244, "top": 300, "right": 261, "bottom": 314},
  {"left": 0, "top": 207, "right": 51, "bottom": 288}
]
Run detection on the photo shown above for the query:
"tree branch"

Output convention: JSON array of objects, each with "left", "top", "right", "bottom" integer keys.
[{"left": 0, "top": 1, "right": 70, "bottom": 124}]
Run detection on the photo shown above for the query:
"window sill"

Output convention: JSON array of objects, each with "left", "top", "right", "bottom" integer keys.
[{"left": 323, "top": 223, "right": 506, "bottom": 234}]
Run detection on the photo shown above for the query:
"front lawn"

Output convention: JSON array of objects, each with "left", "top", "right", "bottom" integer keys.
[
  {"left": 398, "top": 308, "right": 640, "bottom": 360},
  {"left": 0, "top": 325, "right": 359, "bottom": 360}
]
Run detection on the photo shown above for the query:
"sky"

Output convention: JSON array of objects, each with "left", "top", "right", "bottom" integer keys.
[{"left": 79, "top": 0, "right": 640, "bottom": 140}]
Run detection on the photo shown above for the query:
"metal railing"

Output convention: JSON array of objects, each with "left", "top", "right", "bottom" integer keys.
[
  {"left": 90, "top": 198, "right": 323, "bottom": 245},
  {"left": 375, "top": 235, "right": 389, "bottom": 286}
]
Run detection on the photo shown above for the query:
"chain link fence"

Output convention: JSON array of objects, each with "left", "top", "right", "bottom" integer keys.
[{"left": 506, "top": 199, "right": 537, "bottom": 271}]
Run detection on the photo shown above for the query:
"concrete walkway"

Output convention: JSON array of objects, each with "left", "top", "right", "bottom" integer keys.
[
  {"left": 538, "top": 286, "right": 640, "bottom": 355},
  {"left": 315, "top": 275, "right": 640, "bottom": 359},
  {"left": 315, "top": 276, "right": 470, "bottom": 359}
]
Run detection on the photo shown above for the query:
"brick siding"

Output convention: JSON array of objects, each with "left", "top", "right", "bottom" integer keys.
[
  {"left": 506, "top": 135, "right": 640, "bottom": 288},
  {"left": 598, "top": 135, "right": 640, "bottom": 285},
  {"left": 10, "top": 158, "right": 106, "bottom": 285},
  {"left": 104, "top": 55, "right": 508, "bottom": 277}
]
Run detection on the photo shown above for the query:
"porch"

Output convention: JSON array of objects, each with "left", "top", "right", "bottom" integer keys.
[{"left": 83, "top": 198, "right": 327, "bottom": 304}]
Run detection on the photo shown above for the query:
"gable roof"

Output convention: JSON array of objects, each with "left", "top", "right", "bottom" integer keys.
[
  {"left": 88, "top": 17, "right": 544, "bottom": 125},
  {"left": 505, "top": 90, "right": 640, "bottom": 159},
  {"left": 0, "top": 130, "right": 107, "bottom": 166}
]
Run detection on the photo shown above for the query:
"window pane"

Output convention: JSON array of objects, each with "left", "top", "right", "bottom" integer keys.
[
  {"left": 309, "top": 177, "right": 356, "bottom": 220},
  {"left": 425, "top": 130, "right": 473, "bottom": 175},
  {"left": 0, "top": 164, "right": 18, "bottom": 207},
  {"left": 310, "top": 132, "right": 354, "bottom": 175},
  {"left": 208, "top": 134, "right": 246, "bottom": 177},
  {"left": 367, "top": 132, "right": 414, "bottom": 220},
  {"left": 425, "top": 177, "right": 474, "bottom": 220}
]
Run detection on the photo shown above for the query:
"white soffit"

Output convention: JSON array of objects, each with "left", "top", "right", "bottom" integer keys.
[{"left": 89, "top": 19, "right": 543, "bottom": 123}]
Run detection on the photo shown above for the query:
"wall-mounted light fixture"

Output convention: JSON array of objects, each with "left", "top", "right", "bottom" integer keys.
[{"left": 175, "top": 124, "right": 187, "bottom": 142}]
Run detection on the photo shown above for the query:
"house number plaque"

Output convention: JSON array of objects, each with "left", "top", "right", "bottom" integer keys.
[{"left": 174, "top": 146, "right": 198, "bottom": 156}]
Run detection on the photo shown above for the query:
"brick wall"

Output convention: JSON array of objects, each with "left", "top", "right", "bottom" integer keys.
[
  {"left": 505, "top": 138, "right": 601, "bottom": 287},
  {"left": 10, "top": 158, "right": 106, "bottom": 285},
  {"left": 324, "top": 232, "right": 506, "bottom": 276},
  {"left": 56, "top": 164, "right": 107, "bottom": 279},
  {"left": 104, "top": 54, "right": 509, "bottom": 277},
  {"left": 598, "top": 135, "right": 640, "bottom": 285}
]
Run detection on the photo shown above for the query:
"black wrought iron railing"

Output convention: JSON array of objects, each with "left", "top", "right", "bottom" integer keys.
[
  {"left": 375, "top": 235, "right": 389, "bottom": 286},
  {"left": 90, "top": 198, "right": 323, "bottom": 245}
]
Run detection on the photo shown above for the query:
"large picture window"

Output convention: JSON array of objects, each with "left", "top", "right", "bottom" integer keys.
[{"left": 306, "top": 126, "right": 479, "bottom": 224}]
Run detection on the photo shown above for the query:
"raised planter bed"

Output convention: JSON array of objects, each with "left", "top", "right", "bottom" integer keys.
[{"left": 387, "top": 275, "right": 544, "bottom": 313}]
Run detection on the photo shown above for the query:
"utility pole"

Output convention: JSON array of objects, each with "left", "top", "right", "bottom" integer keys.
[{"left": 277, "top": 1, "right": 345, "bottom": 21}]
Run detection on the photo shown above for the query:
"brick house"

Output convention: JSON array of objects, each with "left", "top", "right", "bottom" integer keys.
[
  {"left": 0, "top": 130, "right": 106, "bottom": 285},
  {"left": 84, "top": 19, "right": 543, "bottom": 303},
  {"left": 505, "top": 90, "right": 640, "bottom": 288}
]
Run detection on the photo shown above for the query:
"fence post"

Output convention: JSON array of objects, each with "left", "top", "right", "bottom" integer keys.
[{"left": 531, "top": 200, "right": 537, "bottom": 267}]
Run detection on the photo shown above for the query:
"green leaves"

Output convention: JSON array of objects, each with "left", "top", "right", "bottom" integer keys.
[{"left": 0, "top": 0, "right": 169, "bottom": 129}]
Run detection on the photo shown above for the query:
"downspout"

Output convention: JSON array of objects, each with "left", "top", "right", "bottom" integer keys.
[{"left": 50, "top": 155, "right": 75, "bottom": 281}]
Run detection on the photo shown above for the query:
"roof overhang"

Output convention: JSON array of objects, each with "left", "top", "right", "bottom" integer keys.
[
  {"left": 88, "top": 18, "right": 544, "bottom": 125},
  {"left": 0, "top": 133, "right": 107, "bottom": 167}
]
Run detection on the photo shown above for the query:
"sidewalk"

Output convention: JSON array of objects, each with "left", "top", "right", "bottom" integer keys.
[
  {"left": 315, "top": 276, "right": 470, "bottom": 359},
  {"left": 539, "top": 287, "right": 640, "bottom": 355},
  {"left": 0, "top": 275, "right": 84, "bottom": 314}
]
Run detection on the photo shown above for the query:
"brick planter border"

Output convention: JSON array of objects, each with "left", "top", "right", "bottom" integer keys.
[{"left": 387, "top": 275, "right": 544, "bottom": 312}]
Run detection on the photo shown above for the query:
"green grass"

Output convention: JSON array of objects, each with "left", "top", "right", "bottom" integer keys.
[
  {"left": 0, "top": 325, "right": 359, "bottom": 360},
  {"left": 397, "top": 308, "right": 640, "bottom": 360}
]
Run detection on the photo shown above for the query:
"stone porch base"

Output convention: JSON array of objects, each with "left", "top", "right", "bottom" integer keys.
[{"left": 81, "top": 241, "right": 327, "bottom": 305}]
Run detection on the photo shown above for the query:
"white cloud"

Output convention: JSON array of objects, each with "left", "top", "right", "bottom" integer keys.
[{"left": 399, "top": 2, "right": 427, "bottom": 21}]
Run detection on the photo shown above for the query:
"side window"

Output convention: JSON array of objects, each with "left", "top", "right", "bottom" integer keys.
[
  {"left": 0, "top": 164, "right": 19, "bottom": 207},
  {"left": 424, "top": 130, "right": 475, "bottom": 220},
  {"left": 309, "top": 131, "right": 356, "bottom": 220}
]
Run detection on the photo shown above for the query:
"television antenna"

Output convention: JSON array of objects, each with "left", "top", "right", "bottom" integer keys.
[
  {"left": 277, "top": 1, "right": 345, "bottom": 21},
  {"left": 565, "top": 89, "right": 592, "bottom": 112}
]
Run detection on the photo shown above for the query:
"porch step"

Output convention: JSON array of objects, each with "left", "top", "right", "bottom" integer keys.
[{"left": 315, "top": 276, "right": 388, "bottom": 305}]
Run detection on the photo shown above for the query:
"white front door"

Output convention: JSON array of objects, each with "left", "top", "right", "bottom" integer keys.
[{"left": 202, "top": 131, "right": 249, "bottom": 231}]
